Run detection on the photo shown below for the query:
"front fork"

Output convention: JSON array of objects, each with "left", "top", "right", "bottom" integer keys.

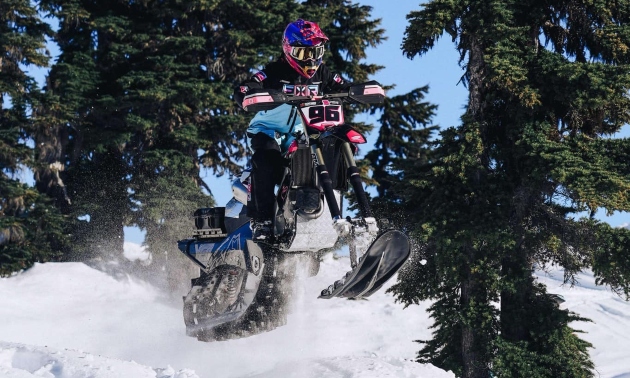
[
  {"left": 310, "top": 141, "right": 373, "bottom": 220},
  {"left": 340, "top": 142, "right": 374, "bottom": 219},
  {"left": 312, "top": 141, "right": 377, "bottom": 267}
]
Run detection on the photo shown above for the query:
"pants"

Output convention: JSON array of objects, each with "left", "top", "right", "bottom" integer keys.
[{"left": 248, "top": 133, "right": 287, "bottom": 220}]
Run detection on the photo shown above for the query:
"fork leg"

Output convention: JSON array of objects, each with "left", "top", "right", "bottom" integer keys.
[
  {"left": 311, "top": 144, "right": 342, "bottom": 219},
  {"left": 340, "top": 142, "right": 373, "bottom": 219}
]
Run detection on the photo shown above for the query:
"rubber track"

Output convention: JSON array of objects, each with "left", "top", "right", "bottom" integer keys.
[{"left": 186, "top": 252, "right": 295, "bottom": 342}]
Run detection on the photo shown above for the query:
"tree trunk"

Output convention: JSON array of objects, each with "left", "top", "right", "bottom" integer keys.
[
  {"left": 500, "top": 250, "right": 532, "bottom": 342},
  {"left": 467, "top": 38, "right": 485, "bottom": 120},
  {"left": 461, "top": 35, "right": 491, "bottom": 378},
  {"left": 461, "top": 245, "right": 490, "bottom": 378},
  {"left": 501, "top": 186, "right": 537, "bottom": 342}
]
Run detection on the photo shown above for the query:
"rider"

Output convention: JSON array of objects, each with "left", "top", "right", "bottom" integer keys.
[{"left": 233, "top": 19, "right": 353, "bottom": 242}]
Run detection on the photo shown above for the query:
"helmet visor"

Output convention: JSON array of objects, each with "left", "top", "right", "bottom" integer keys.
[{"left": 289, "top": 45, "right": 325, "bottom": 61}]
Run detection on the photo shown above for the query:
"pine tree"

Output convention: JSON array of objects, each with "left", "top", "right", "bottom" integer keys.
[
  {"left": 0, "top": 0, "right": 68, "bottom": 275},
  {"left": 388, "top": 0, "right": 630, "bottom": 377},
  {"left": 36, "top": 0, "right": 134, "bottom": 262},
  {"left": 115, "top": 0, "right": 303, "bottom": 291},
  {"left": 366, "top": 87, "right": 438, "bottom": 199}
]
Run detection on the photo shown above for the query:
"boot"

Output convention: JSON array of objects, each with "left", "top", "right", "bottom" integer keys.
[{"left": 251, "top": 219, "right": 273, "bottom": 242}]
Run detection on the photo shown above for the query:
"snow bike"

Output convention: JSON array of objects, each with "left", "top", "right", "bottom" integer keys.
[{"left": 177, "top": 81, "right": 411, "bottom": 341}]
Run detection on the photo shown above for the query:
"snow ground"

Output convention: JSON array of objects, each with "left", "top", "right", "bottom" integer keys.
[
  {"left": 0, "top": 250, "right": 452, "bottom": 378},
  {"left": 1, "top": 245, "right": 629, "bottom": 377},
  {"left": 537, "top": 268, "right": 630, "bottom": 378}
]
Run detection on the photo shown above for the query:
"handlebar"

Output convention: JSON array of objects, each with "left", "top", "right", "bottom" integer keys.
[
  {"left": 282, "top": 92, "right": 351, "bottom": 103},
  {"left": 241, "top": 81, "right": 385, "bottom": 113}
]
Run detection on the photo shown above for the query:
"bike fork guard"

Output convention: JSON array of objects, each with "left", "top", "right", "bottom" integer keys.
[
  {"left": 311, "top": 143, "right": 342, "bottom": 219},
  {"left": 340, "top": 142, "right": 373, "bottom": 219}
]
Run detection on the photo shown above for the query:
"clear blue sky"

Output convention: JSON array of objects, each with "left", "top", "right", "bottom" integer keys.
[
  {"left": 359, "top": 0, "right": 467, "bottom": 126},
  {"left": 18, "top": 2, "right": 629, "bottom": 243}
]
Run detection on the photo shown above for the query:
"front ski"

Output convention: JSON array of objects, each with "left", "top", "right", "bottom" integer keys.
[
  {"left": 357, "top": 230, "right": 410, "bottom": 298},
  {"left": 319, "top": 230, "right": 410, "bottom": 299}
]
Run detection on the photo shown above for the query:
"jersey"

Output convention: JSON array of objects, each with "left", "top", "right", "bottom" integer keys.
[{"left": 234, "top": 57, "right": 352, "bottom": 153}]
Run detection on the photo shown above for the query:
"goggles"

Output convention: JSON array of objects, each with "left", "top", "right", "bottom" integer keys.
[{"left": 289, "top": 45, "right": 325, "bottom": 61}]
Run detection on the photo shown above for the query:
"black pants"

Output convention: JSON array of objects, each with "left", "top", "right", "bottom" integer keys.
[{"left": 248, "top": 133, "right": 287, "bottom": 220}]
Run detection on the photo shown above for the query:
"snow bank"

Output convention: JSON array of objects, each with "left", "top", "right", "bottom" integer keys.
[
  {"left": 0, "top": 342, "right": 198, "bottom": 378},
  {"left": 0, "top": 341, "right": 449, "bottom": 378},
  {"left": 246, "top": 355, "right": 451, "bottom": 378},
  {"left": 537, "top": 267, "right": 630, "bottom": 377}
]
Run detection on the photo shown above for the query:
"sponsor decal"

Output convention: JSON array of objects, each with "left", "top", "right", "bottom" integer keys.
[
  {"left": 253, "top": 71, "right": 267, "bottom": 82},
  {"left": 283, "top": 84, "right": 295, "bottom": 94},
  {"left": 290, "top": 84, "right": 320, "bottom": 96},
  {"left": 308, "top": 85, "right": 319, "bottom": 96},
  {"left": 239, "top": 85, "right": 249, "bottom": 93},
  {"left": 219, "top": 233, "right": 242, "bottom": 251},
  {"left": 333, "top": 74, "right": 344, "bottom": 84},
  {"left": 295, "top": 85, "right": 307, "bottom": 96}
]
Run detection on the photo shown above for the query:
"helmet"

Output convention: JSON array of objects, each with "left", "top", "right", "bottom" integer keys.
[{"left": 282, "top": 19, "right": 329, "bottom": 78}]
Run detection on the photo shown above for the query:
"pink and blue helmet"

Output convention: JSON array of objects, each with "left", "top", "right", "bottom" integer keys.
[{"left": 282, "top": 19, "right": 329, "bottom": 78}]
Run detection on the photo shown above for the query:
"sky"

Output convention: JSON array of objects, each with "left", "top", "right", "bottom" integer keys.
[
  {"left": 358, "top": 0, "right": 467, "bottom": 125},
  {"left": 1, "top": 251, "right": 630, "bottom": 377}
]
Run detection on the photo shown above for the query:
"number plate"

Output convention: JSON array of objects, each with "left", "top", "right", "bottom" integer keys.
[{"left": 299, "top": 101, "right": 345, "bottom": 131}]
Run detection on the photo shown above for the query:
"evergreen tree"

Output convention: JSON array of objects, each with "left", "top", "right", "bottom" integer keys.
[
  {"left": 366, "top": 87, "right": 438, "bottom": 199},
  {"left": 114, "top": 0, "right": 303, "bottom": 291},
  {"left": 37, "top": 0, "right": 135, "bottom": 262},
  {"left": 387, "top": 0, "right": 630, "bottom": 377},
  {"left": 0, "top": 0, "right": 67, "bottom": 275}
]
